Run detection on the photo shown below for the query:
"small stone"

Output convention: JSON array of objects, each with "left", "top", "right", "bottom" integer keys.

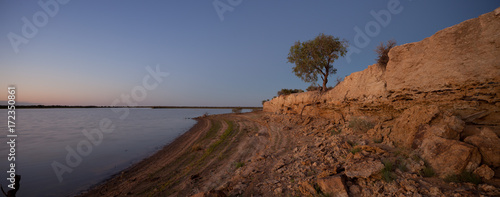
[
  {"left": 429, "top": 187, "right": 442, "bottom": 196},
  {"left": 474, "top": 164, "right": 494, "bottom": 180},
  {"left": 349, "top": 185, "right": 362, "bottom": 196},
  {"left": 479, "top": 184, "right": 500, "bottom": 196},
  {"left": 318, "top": 167, "right": 337, "bottom": 178},
  {"left": 299, "top": 181, "right": 316, "bottom": 195},
  {"left": 274, "top": 187, "right": 283, "bottom": 194},
  {"left": 317, "top": 175, "right": 349, "bottom": 197}
]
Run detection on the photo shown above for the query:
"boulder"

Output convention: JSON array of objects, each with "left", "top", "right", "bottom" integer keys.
[
  {"left": 464, "top": 128, "right": 500, "bottom": 167},
  {"left": 419, "top": 136, "right": 481, "bottom": 178},
  {"left": 389, "top": 105, "right": 440, "bottom": 148},
  {"left": 316, "top": 175, "right": 349, "bottom": 197},
  {"left": 429, "top": 115, "right": 464, "bottom": 140},
  {"left": 345, "top": 160, "right": 384, "bottom": 178}
]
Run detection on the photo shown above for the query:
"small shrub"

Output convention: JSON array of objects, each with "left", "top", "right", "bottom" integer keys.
[
  {"left": 396, "top": 159, "right": 408, "bottom": 172},
  {"left": 348, "top": 117, "right": 375, "bottom": 133},
  {"left": 420, "top": 164, "right": 435, "bottom": 177},
  {"left": 444, "top": 171, "right": 482, "bottom": 185},
  {"left": 350, "top": 148, "right": 361, "bottom": 154},
  {"left": 307, "top": 84, "right": 322, "bottom": 92},
  {"left": 277, "top": 88, "right": 304, "bottom": 96},
  {"left": 411, "top": 154, "right": 422, "bottom": 162},
  {"left": 381, "top": 160, "right": 395, "bottom": 182},
  {"left": 394, "top": 148, "right": 410, "bottom": 158},
  {"left": 235, "top": 161, "right": 245, "bottom": 169},
  {"left": 375, "top": 39, "right": 397, "bottom": 68},
  {"left": 191, "top": 144, "right": 202, "bottom": 152},
  {"left": 232, "top": 108, "right": 242, "bottom": 113},
  {"left": 331, "top": 128, "right": 341, "bottom": 135}
]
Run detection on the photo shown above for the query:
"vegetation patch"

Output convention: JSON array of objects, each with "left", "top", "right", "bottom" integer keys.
[
  {"left": 313, "top": 183, "right": 330, "bottom": 197},
  {"left": 444, "top": 171, "right": 482, "bottom": 185},
  {"left": 350, "top": 148, "right": 361, "bottom": 154},
  {"left": 235, "top": 161, "right": 245, "bottom": 169},
  {"left": 375, "top": 39, "right": 397, "bottom": 68},
  {"left": 191, "top": 143, "right": 202, "bottom": 152},
  {"left": 381, "top": 160, "right": 396, "bottom": 182},
  {"left": 277, "top": 88, "right": 304, "bottom": 96},
  {"left": 396, "top": 159, "right": 408, "bottom": 172},
  {"left": 331, "top": 128, "right": 341, "bottom": 135},
  {"left": 204, "top": 120, "right": 233, "bottom": 156},
  {"left": 419, "top": 163, "right": 435, "bottom": 177},
  {"left": 202, "top": 120, "right": 221, "bottom": 141}
]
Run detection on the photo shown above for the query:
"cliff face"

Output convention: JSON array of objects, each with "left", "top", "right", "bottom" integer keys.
[
  {"left": 264, "top": 8, "right": 500, "bottom": 178},
  {"left": 265, "top": 8, "right": 500, "bottom": 114}
]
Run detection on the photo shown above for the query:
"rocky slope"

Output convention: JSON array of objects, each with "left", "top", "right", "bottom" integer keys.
[{"left": 263, "top": 6, "right": 500, "bottom": 196}]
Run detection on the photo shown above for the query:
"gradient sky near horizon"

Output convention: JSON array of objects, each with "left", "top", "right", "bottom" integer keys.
[{"left": 1, "top": 1, "right": 499, "bottom": 106}]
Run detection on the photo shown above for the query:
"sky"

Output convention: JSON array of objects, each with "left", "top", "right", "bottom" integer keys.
[{"left": 1, "top": 0, "right": 499, "bottom": 107}]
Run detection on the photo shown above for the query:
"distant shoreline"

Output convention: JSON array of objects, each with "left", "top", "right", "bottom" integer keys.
[{"left": 0, "top": 105, "right": 263, "bottom": 109}]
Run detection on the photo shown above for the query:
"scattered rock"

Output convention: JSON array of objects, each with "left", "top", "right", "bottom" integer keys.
[
  {"left": 191, "top": 189, "right": 227, "bottom": 197},
  {"left": 428, "top": 187, "right": 442, "bottom": 196},
  {"left": 298, "top": 181, "right": 316, "bottom": 195},
  {"left": 318, "top": 166, "right": 337, "bottom": 178},
  {"left": 474, "top": 164, "right": 494, "bottom": 180},
  {"left": 316, "top": 175, "right": 349, "bottom": 197},
  {"left": 406, "top": 157, "right": 425, "bottom": 174},
  {"left": 345, "top": 160, "right": 384, "bottom": 178},
  {"left": 479, "top": 184, "right": 500, "bottom": 196}
]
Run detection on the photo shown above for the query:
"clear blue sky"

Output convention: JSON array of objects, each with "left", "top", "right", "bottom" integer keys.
[{"left": 1, "top": 0, "right": 499, "bottom": 106}]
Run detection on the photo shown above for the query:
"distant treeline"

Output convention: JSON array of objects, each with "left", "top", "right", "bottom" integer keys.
[{"left": 0, "top": 105, "right": 263, "bottom": 109}]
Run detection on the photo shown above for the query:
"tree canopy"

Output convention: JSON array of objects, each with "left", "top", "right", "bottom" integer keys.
[{"left": 287, "top": 33, "right": 348, "bottom": 91}]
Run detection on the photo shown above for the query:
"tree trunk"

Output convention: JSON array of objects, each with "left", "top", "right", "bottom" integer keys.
[{"left": 322, "top": 74, "right": 328, "bottom": 92}]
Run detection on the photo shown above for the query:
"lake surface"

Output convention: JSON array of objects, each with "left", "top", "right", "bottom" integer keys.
[{"left": 0, "top": 108, "right": 246, "bottom": 197}]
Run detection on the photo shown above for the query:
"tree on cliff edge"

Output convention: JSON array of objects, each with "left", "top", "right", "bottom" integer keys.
[{"left": 287, "top": 33, "right": 348, "bottom": 91}]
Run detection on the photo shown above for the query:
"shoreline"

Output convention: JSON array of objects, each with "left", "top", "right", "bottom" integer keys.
[
  {"left": 78, "top": 116, "right": 210, "bottom": 196},
  {"left": 78, "top": 111, "right": 272, "bottom": 196}
]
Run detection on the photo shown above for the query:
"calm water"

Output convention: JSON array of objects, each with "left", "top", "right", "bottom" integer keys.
[{"left": 0, "top": 108, "right": 244, "bottom": 197}]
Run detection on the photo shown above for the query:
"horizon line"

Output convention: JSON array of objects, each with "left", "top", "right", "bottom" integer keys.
[{"left": 0, "top": 105, "right": 263, "bottom": 109}]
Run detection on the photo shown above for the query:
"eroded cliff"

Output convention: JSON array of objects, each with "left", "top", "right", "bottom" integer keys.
[{"left": 264, "top": 6, "right": 500, "bottom": 185}]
